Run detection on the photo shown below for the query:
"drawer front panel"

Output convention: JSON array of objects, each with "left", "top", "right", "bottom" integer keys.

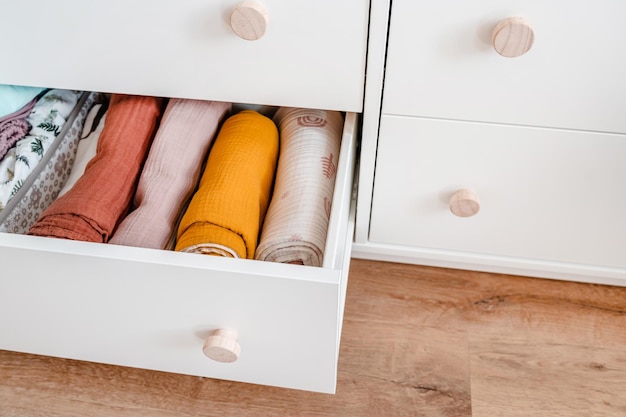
[
  {"left": 370, "top": 115, "right": 626, "bottom": 269},
  {"left": 382, "top": 0, "right": 626, "bottom": 133},
  {"left": 0, "top": 0, "right": 369, "bottom": 112},
  {"left": 0, "top": 112, "right": 358, "bottom": 394},
  {"left": 0, "top": 243, "right": 340, "bottom": 393}
]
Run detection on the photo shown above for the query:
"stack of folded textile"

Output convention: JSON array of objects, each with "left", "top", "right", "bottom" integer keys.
[
  {"left": 175, "top": 110, "right": 279, "bottom": 259},
  {"left": 0, "top": 91, "right": 99, "bottom": 233},
  {"left": 28, "top": 94, "right": 164, "bottom": 242},
  {"left": 0, "top": 86, "right": 44, "bottom": 161},
  {"left": 0, "top": 88, "right": 82, "bottom": 209},
  {"left": 255, "top": 107, "right": 343, "bottom": 267}
]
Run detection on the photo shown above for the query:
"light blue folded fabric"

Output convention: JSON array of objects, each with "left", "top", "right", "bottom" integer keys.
[{"left": 0, "top": 84, "right": 47, "bottom": 118}]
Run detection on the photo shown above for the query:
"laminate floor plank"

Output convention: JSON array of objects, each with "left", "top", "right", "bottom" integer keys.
[
  {"left": 462, "top": 270, "right": 626, "bottom": 417},
  {"left": 1, "top": 259, "right": 625, "bottom": 416}
]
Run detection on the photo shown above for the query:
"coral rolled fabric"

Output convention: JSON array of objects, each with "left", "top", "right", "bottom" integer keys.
[
  {"left": 28, "top": 94, "right": 164, "bottom": 242},
  {"left": 255, "top": 108, "right": 343, "bottom": 267},
  {"left": 110, "top": 99, "right": 231, "bottom": 250},
  {"left": 175, "top": 110, "right": 279, "bottom": 259}
]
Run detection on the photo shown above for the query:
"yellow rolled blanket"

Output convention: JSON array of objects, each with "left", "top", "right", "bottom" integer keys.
[{"left": 175, "top": 110, "right": 279, "bottom": 259}]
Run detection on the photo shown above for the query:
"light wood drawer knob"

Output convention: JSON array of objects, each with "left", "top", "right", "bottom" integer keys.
[
  {"left": 230, "top": 1, "right": 269, "bottom": 41},
  {"left": 202, "top": 328, "right": 241, "bottom": 363},
  {"left": 492, "top": 17, "right": 535, "bottom": 58},
  {"left": 449, "top": 189, "right": 480, "bottom": 218}
]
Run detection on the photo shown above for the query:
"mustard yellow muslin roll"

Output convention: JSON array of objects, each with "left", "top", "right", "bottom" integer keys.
[{"left": 175, "top": 110, "right": 279, "bottom": 259}]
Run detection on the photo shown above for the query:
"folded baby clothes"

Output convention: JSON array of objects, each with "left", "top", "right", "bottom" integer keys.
[
  {"left": 0, "top": 96, "right": 37, "bottom": 131},
  {"left": 0, "top": 119, "right": 31, "bottom": 160},
  {"left": 175, "top": 110, "right": 279, "bottom": 259},
  {"left": 0, "top": 84, "right": 46, "bottom": 118},
  {"left": 0, "top": 92, "right": 99, "bottom": 234},
  {"left": 0, "top": 89, "right": 82, "bottom": 211},
  {"left": 28, "top": 94, "right": 165, "bottom": 242},
  {"left": 255, "top": 108, "right": 343, "bottom": 267},
  {"left": 110, "top": 99, "right": 231, "bottom": 250},
  {"left": 56, "top": 102, "right": 108, "bottom": 198}
]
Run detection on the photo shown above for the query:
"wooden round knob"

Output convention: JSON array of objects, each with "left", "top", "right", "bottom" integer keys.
[
  {"left": 202, "top": 329, "right": 241, "bottom": 363},
  {"left": 449, "top": 189, "right": 480, "bottom": 217},
  {"left": 230, "top": 1, "right": 269, "bottom": 41},
  {"left": 492, "top": 17, "right": 535, "bottom": 58}
]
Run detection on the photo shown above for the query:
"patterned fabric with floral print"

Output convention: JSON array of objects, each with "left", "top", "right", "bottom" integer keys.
[
  {"left": 0, "top": 91, "right": 99, "bottom": 233},
  {"left": 0, "top": 89, "right": 83, "bottom": 211}
]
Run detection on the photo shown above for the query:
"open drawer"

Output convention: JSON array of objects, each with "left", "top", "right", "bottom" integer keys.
[{"left": 0, "top": 107, "right": 358, "bottom": 394}]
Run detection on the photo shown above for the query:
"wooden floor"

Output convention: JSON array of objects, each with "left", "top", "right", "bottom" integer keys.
[{"left": 1, "top": 258, "right": 625, "bottom": 416}]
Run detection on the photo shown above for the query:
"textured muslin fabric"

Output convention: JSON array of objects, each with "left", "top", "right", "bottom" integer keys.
[
  {"left": 110, "top": 99, "right": 231, "bottom": 250},
  {"left": 0, "top": 96, "right": 38, "bottom": 154},
  {"left": 175, "top": 110, "right": 279, "bottom": 259},
  {"left": 0, "top": 118, "right": 30, "bottom": 160},
  {"left": 56, "top": 102, "right": 108, "bottom": 198},
  {"left": 255, "top": 107, "right": 343, "bottom": 267},
  {"left": 28, "top": 94, "right": 164, "bottom": 242}
]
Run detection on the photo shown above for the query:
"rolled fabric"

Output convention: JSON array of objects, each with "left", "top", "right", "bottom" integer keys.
[
  {"left": 56, "top": 102, "right": 108, "bottom": 198},
  {"left": 28, "top": 94, "right": 164, "bottom": 242},
  {"left": 175, "top": 110, "right": 279, "bottom": 259},
  {"left": 110, "top": 99, "right": 231, "bottom": 250},
  {"left": 255, "top": 108, "right": 343, "bottom": 267},
  {"left": 0, "top": 119, "right": 31, "bottom": 160}
]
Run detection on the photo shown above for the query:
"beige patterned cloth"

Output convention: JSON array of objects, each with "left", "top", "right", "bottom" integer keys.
[{"left": 255, "top": 107, "right": 343, "bottom": 267}]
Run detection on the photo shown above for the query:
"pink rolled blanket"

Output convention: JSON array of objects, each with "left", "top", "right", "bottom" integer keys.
[{"left": 110, "top": 99, "right": 231, "bottom": 249}]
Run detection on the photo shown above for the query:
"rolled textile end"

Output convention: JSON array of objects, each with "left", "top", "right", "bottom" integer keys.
[
  {"left": 177, "top": 223, "right": 244, "bottom": 258},
  {"left": 255, "top": 107, "right": 343, "bottom": 267},
  {"left": 175, "top": 110, "right": 279, "bottom": 259}
]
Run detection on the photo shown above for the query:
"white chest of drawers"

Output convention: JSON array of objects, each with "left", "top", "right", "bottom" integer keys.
[
  {"left": 354, "top": 0, "right": 626, "bottom": 287},
  {"left": 0, "top": 0, "right": 368, "bottom": 394},
  {"left": 2, "top": 0, "right": 624, "bottom": 396}
]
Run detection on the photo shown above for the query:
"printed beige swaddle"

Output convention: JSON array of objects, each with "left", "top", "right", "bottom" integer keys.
[{"left": 255, "top": 107, "right": 343, "bottom": 267}]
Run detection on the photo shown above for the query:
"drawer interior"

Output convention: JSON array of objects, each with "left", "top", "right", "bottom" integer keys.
[{"left": 0, "top": 90, "right": 359, "bottom": 393}]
